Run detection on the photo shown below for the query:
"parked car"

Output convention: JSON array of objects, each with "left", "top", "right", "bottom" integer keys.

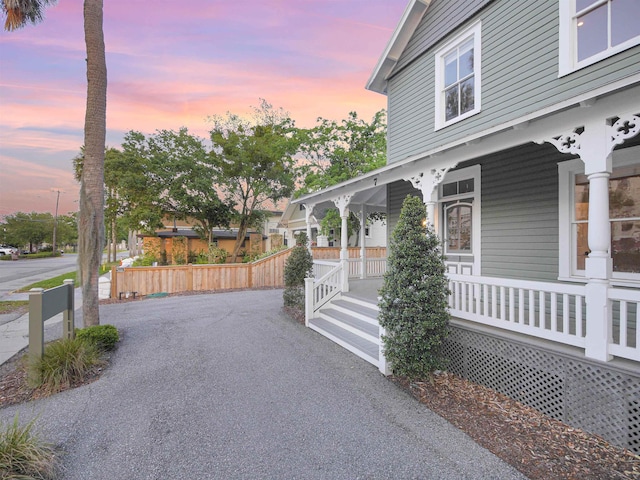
[{"left": 0, "top": 245, "right": 18, "bottom": 256}]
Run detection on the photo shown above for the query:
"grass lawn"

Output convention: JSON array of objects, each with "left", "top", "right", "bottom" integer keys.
[
  {"left": 0, "top": 300, "right": 29, "bottom": 314},
  {"left": 17, "top": 263, "right": 117, "bottom": 292}
]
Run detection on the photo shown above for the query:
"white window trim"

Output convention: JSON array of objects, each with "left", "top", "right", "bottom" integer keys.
[
  {"left": 438, "top": 164, "right": 481, "bottom": 274},
  {"left": 559, "top": 1, "right": 640, "bottom": 77},
  {"left": 558, "top": 145, "right": 640, "bottom": 285},
  {"left": 434, "top": 21, "right": 482, "bottom": 131}
]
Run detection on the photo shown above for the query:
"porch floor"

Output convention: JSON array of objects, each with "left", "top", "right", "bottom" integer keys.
[{"left": 347, "top": 278, "right": 384, "bottom": 303}]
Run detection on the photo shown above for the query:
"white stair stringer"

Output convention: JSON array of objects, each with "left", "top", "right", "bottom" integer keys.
[{"left": 309, "top": 293, "right": 381, "bottom": 368}]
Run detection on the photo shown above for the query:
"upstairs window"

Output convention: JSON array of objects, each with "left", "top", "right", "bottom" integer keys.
[
  {"left": 435, "top": 22, "right": 481, "bottom": 130},
  {"left": 559, "top": 0, "right": 640, "bottom": 75}
]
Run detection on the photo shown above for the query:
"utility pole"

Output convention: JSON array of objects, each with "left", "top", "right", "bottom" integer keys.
[{"left": 52, "top": 189, "right": 62, "bottom": 255}]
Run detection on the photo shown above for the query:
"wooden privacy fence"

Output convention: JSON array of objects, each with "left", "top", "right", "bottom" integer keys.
[{"left": 111, "top": 248, "right": 292, "bottom": 297}]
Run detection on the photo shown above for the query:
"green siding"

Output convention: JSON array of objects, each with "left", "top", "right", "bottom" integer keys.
[
  {"left": 396, "top": 0, "right": 491, "bottom": 71},
  {"left": 386, "top": 143, "right": 569, "bottom": 282},
  {"left": 387, "top": 0, "right": 640, "bottom": 164},
  {"left": 387, "top": 180, "right": 421, "bottom": 238}
]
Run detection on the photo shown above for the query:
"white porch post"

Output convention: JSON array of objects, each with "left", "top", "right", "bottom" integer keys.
[
  {"left": 360, "top": 204, "right": 367, "bottom": 279},
  {"left": 304, "top": 203, "right": 315, "bottom": 252},
  {"left": 333, "top": 194, "right": 352, "bottom": 292},
  {"left": 405, "top": 167, "right": 450, "bottom": 229},
  {"left": 543, "top": 113, "right": 639, "bottom": 361}
]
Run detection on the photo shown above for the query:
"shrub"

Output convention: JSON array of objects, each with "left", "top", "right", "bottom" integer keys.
[
  {"left": 0, "top": 414, "right": 59, "bottom": 480},
  {"left": 133, "top": 251, "right": 157, "bottom": 266},
  {"left": 28, "top": 337, "right": 102, "bottom": 393},
  {"left": 75, "top": 324, "right": 119, "bottom": 351},
  {"left": 378, "top": 195, "right": 450, "bottom": 380},
  {"left": 283, "top": 239, "right": 313, "bottom": 309}
]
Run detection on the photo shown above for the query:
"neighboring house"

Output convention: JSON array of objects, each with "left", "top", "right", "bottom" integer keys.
[
  {"left": 140, "top": 216, "right": 267, "bottom": 263},
  {"left": 279, "top": 198, "right": 387, "bottom": 248},
  {"left": 278, "top": 200, "right": 320, "bottom": 246},
  {"left": 294, "top": 0, "right": 640, "bottom": 453}
]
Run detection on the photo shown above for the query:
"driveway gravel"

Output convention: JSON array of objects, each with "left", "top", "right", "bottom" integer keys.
[{"left": 0, "top": 289, "right": 526, "bottom": 479}]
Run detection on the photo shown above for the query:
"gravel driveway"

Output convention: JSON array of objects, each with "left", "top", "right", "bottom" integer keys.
[{"left": 0, "top": 290, "right": 526, "bottom": 479}]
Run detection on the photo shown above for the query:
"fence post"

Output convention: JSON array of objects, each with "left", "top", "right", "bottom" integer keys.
[
  {"left": 304, "top": 277, "right": 314, "bottom": 327},
  {"left": 28, "top": 288, "right": 45, "bottom": 365},
  {"left": 63, "top": 279, "right": 75, "bottom": 340},
  {"left": 187, "top": 264, "right": 194, "bottom": 291}
]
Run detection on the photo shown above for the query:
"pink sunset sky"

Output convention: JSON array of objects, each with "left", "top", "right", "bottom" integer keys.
[{"left": 0, "top": 0, "right": 407, "bottom": 218}]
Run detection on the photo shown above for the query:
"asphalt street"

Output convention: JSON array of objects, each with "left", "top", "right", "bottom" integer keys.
[{"left": 0, "top": 290, "right": 527, "bottom": 479}]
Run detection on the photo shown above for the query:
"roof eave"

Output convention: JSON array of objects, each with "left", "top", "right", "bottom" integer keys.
[{"left": 366, "top": 0, "right": 431, "bottom": 95}]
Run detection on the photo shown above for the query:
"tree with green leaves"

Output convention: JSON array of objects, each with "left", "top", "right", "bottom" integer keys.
[
  {"left": 378, "top": 195, "right": 450, "bottom": 380},
  {"left": 2, "top": 212, "right": 53, "bottom": 252},
  {"left": 120, "top": 128, "right": 232, "bottom": 241},
  {"left": 297, "top": 110, "right": 386, "bottom": 194},
  {"left": 209, "top": 100, "right": 299, "bottom": 262},
  {"left": 297, "top": 110, "right": 387, "bottom": 244}
]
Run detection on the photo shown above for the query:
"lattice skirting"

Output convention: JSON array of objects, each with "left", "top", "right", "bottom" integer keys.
[{"left": 443, "top": 325, "right": 640, "bottom": 454}]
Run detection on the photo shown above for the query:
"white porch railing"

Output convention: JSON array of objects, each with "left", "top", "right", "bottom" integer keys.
[
  {"left": 305, "top": 261, "right": 344, "bottom": 324},
  {"left": 609, "top": 287, "right": 640, "bottom": 361},
  {"left": 313, "top": 260, "right": 339, "bottom": 279},
  {"left": 448, "top": 274, "right": 640, "bottom": 362},
  {"left": 447, "top": 274, "right": 587, "bottom": 348},
  {"left": 347, "top": 257, "right": 388, "bottom": 278}
]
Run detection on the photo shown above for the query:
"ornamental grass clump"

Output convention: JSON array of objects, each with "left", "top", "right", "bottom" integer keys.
[
  {"left": 378, "top": 195, "right": 450, "bottom": 380},
  {"left": 0, "top": 414, "right": 59, "bottom": 480},
  {"left": 27, "top": 337, "right": 103, "bottom": 394}
]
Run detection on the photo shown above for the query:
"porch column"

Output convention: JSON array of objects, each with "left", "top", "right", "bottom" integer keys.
[
  {"left": 405, "top": 167, "right": 450, "bottom": 229},
  {"left": 304, "top": 203, "right": 315, "bottom": 252},
  {"left": 542, "top": 113, "right": 639, "bottom": 361},
  {"left": 333, "top": 194, "right": 352, "bottom": 292},
  {"left": 360, "top": 204, "right": 367, "bottom": 279}
]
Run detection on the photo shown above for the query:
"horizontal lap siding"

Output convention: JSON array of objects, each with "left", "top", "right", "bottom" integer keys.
[
  {"left": 387, "top": 180, "right": 422, "bottom": 236},
  {"left": 479, "top": 143, "right": 564, "bottom": 281},
  {"left": 387, "top": 0, "right": 640, "bottom": 164},
  {"left": 386, "top": 143, "right": 568, "bottom": 282},
  {"left": 397, "top": 0, "right": 491, "bottom": 70}
]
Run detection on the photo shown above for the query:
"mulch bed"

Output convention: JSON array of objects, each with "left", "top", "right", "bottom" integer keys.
[{"left": 393, "top": 373, "right": 640, "bottom": 480}]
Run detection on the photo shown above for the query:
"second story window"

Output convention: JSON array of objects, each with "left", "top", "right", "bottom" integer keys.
[
  {"left": 435, "top": 22, "right": 481, "bottom": 130},
  {"left": 559, "top": 0, "right": 640, "bottom": 75}
]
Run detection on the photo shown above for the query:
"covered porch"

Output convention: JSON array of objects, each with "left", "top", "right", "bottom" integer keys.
[{"left": 296, "top": 93, "right": 640, "bottom": 368}]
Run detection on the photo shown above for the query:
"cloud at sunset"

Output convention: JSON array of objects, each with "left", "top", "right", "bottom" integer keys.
[{"left": 0, "top": 0, "right": 407, "bottom": 216}]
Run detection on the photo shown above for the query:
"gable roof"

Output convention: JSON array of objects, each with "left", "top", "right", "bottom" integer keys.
[{"left": 366, "top": 0, "right": 431, "bottom": 95}]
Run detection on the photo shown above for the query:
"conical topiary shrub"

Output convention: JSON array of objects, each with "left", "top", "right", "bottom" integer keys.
[
  {"left": 283, "top": 232, "right": 313, "bottom": 310},
  {"left": 378, "top": 195, "right": 450, "bottom": 380}
]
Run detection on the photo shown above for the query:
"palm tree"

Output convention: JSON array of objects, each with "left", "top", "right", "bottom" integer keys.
[
  {"left": 2, "top": 0, "right": 55, "bottom": 30},
  {"left": 3, "top": 0, "right": 106, "bottom": 326}
]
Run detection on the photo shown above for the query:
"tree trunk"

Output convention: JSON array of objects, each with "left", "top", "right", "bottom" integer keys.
[
  {"left": 111, "top": 216, "right": 117, "bottom": 262},
  {"left": 230, "top": 219, "right": 249, "bottom": 263},
  {"left": 79, "top": 0, "right": 107, "bottom": 327}
]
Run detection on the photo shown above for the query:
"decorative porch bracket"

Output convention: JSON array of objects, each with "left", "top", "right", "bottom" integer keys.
[
  {"left": 332, "top": 193, "right": 353, "bottom": 291},
  {"left": 404, "top": 167, "right": 450, "bottom": 228},
  {"left": 537, "top": 112, "right": 640, "bottom": 362},
  {"left": 303, "top": 203, "right": 315, "bottom": 251}
]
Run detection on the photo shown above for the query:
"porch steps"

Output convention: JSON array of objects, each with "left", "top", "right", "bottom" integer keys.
[{"left": 309, "top": 293, "right": 380, "bottom": 367}]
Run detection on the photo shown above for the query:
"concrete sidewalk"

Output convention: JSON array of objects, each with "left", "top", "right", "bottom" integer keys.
[
  {"left": 0, "top": 287, "right": 84, "bottom": 365},
  {"left": 0, "top": 272, "right": 112, "bottom": 365},
  {"left": 0, "top": 290, "right": 526, "bottom": 479}
]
